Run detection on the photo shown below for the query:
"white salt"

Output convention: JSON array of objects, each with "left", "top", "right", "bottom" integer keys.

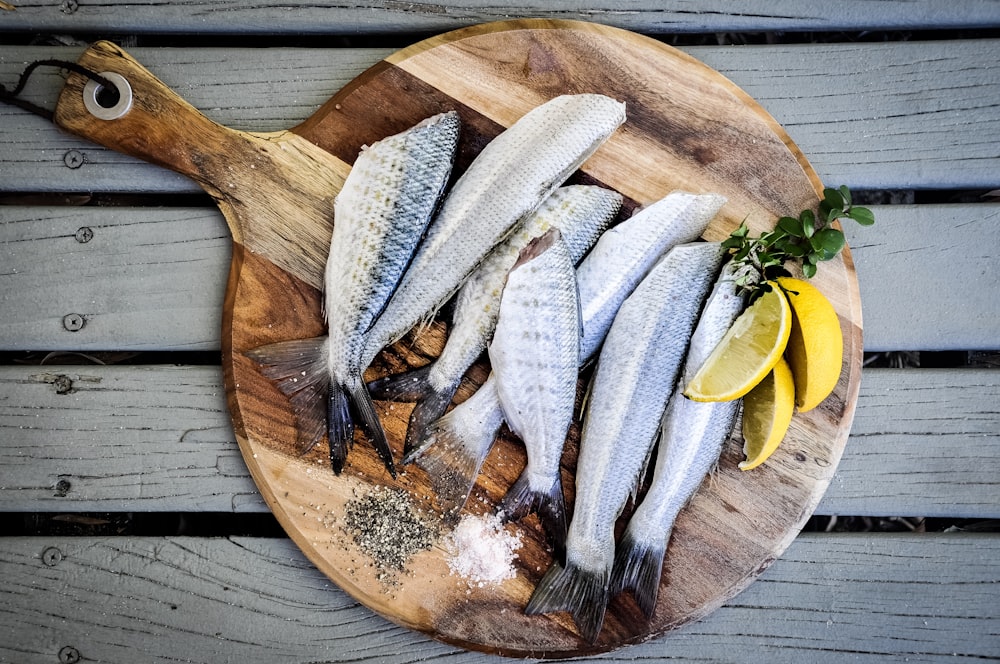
[{"left": 445, "top": 512, "right": 522, "bottom": 587}]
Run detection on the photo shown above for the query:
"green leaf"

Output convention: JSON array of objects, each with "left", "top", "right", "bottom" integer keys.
[
  {"left": 802, "top": 262, "right": 817, "bottom": 278},
  {"left": 777, "top": 216, "right": 803, "bottom": 237},
  {"left": 848, "top": 206, "right": 876, "bottom": 226},
  {"left": 839, "top": 184, "right": 852, "bottom": 206},
  {"left": 814, "top": 228, "right": 846, "bottom": 256},
  {"left": 801, "top": 209, "right": 816, "bottom": 237},
  {"left": 823, "top": 187, "right": 845, "bottom": 212}
]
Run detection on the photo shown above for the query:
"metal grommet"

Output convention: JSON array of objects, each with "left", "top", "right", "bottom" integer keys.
[{"left": 83, "top": 71, "right": 133, "bottom": 121}]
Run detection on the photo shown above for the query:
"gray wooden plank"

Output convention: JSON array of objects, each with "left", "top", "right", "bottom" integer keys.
[
  {"left": 4, "top": 203, "right": 998, "bottom": 352},
  {"left": 0, "top": 206, "right": 231, "bottom": 351},
  {"left": 2, "top": 39, "right": 999, "bottom": 192},
  {"left": 1, "top": 364, "right": 997, "bottom": 519},
  {"left": 3, "top": 0, "right": 999, "bottom": 34},
  {"left": 0, "top": 532, "right": 996, "bottom": 663}
]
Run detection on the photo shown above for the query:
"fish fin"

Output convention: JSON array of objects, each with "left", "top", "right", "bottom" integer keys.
[
  {"left": 498, "top": 472, "right": 567, "bottom": 558},
  {"left": 245, "top": 337, "right": 329, "bottom": 455},
  {"left": 610, "top": 530, "right": 665, "bottom": 618},
  {"left": 413, "top": 411, "right": 492, "bottom": 514},
  {"left": 366, "top": 364, "right": 435, "bottom": 402},
  {"left": 326, "top": 381, "right": 352, "bottom": 475},
  {"left": 402, "top": 383, "right": 459, "bottom": 462},
  {"left": 524, "top": 559, "right": 610, "bottom": 644},
  {"left": 345, "top": 377, "right": 397, "bottom": 478},
  {"left": 366, "top": 364, "right": 460, "bottom": 462}
]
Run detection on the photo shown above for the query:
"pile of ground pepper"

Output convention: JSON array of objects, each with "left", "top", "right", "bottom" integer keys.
[{"left": 341, "top": 486, "right": 439, "bottom": 576}]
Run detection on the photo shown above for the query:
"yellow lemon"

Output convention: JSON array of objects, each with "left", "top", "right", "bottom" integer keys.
[
  {"left": 739, "top": 357, "right": 795, "bottom": 470},
  {"left": 684, "top": 284, "right": 791, "bottom": 402},
  {"left": 776, "top": 277, "right": 843, "bottom": 412}
]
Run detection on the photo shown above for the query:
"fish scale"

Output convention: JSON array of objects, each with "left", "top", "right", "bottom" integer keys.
[
  {"left": 367, "top": 184, "right": 621, "bottom": 461},
  {"left": 489, "top": 229, "right": 580, "bottom": 550},
  {"left": 360, "top": 94, "right": 626, "bottom": 369},
  {"left": 611, "top": 261, "right": 745, "bottom": 617},
  {"left": 247, "top": 111, "right": 461, "bottom": 477},
  {"left": 412, "top": 191, "right": 726, "bottom": 514},
  {"left": 525, "top": 241, "right": 726, "bottom": 644}
]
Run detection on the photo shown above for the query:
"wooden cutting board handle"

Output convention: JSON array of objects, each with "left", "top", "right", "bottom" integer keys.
[{"left": 54, "top": 40, "right": 349, "bottom": 289}]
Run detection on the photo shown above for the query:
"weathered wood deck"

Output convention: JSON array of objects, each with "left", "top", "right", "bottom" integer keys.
[{"left": 2, "top": 3, "right": 999, "bottom": 662}]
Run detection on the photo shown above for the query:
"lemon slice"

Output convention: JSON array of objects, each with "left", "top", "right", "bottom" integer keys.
[
  {"left": 683, "top": 284, "right": 791, "bottom": 402},
  {"left": 739, "top": 357, "right": 795, "bottom": 470},
  {"left": 776, "top": 277, "right": 843, "bottom": 412}
]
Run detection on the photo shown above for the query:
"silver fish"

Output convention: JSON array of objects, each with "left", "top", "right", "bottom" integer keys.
[
  {"left": 524, "top": 241, "right": 725, "bottom": 644},
  {"left": 576, "top": 191, "right": 727, "bottom": 362},
  {"left": 610, "top": 261, "right": 744, "bottom": 617},
  {"left": 246, "top": 111, "right": 461, "bottom": 477},
  {"left": 368, "top": 185, "right": 620, "bottom": 461},
  {"left": 414, "top": 192, "right": 726, "bottom": 513},
  {"left": 360, "top": 94, "right": 626, "bottom": 369},
  {"left": 489, "top": 229, "right": 580, "bottom": 551}
]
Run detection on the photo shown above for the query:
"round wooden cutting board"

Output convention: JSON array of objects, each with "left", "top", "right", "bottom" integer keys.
[{"left": 54, "top": 19, "right": 862, "bottom": 658}]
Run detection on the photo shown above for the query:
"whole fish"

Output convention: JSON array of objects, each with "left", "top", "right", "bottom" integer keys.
[
  {"left": 524, "top": 241, "right": 726, "bottom": 644},
  {"left": 368, "top": 185, "right": 620, "bottom": 461},
  {"left": 489, "top": 229, "right": 579, "bottom": 551},
  {"left": 610, "top": 261, "right": 744, "bottom": 617},
  {"left": 414, "top": 192, "right": 726, "bottom": 513},
  {"left": 359, "top": 94, "right": 626, "bottom": 370},
  {"left": 246, "top": 111, "right": 461, "bottom": 477}
]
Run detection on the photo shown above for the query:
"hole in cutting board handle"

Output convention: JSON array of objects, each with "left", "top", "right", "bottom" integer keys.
[{"left": 83, "top": 71, "right": 132, "bottom": 120}]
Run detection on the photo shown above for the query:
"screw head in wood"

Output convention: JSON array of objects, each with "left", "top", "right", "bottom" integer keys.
[
  {"left": 74, "top": 226, "right": 94, "bottom": 243},
  {"left": 62, "top": 314, "right": 85, "bottom": 332},
  {"left": 58, "top": 646, "right": 81, "bottom": 663},
  {"left": 62, "top": 150, "right": 85, "bottom": 169},
  {"left": 41, "top": 547, "right": 63, "bottom": 567}
]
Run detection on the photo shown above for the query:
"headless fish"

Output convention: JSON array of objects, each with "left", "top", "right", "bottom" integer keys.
[
  {"left": 360, "top": 94, "right": 626, "bottom": 370},
  {"left": 368, "top": 185, "right": 620, "bottom": 462},
  {"left": 246, "top": 111, "right": 461, "bottom": 477},
  {"left": 610, "top": 261, "right": 744, "bottom": 617},
  {"left": 413, "top": 192, "right": 726, "bottom": 513},
  {"left": 524, "top": 241, "right": 726, "bottom": 644},
  {"left": 489, "top": 229, "right": 580, "bottom": 552}
]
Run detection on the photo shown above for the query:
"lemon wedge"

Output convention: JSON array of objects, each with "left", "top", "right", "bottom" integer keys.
[
  {"left": 776, "top": 277, "right": 843, "bottom": 412},
  {"left": 683, "top": 284, "right": 791, "bottom": 402},
  {"left": 739, "top": 357, "right": 795, "bottom": 470}
]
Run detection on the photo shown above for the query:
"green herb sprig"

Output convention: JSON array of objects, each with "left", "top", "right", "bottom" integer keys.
[{"left": 723, "top": 185, "right": 874, "bottom": 299}]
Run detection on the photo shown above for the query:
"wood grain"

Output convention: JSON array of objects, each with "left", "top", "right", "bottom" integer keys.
[
  {"left": 53, "top": 41, "right": 349, "bottom": 290},
  {"left": 0, "top": 533, "right": 997, "bottom": 664},
  {"left": 5, "top": 0, "right": 1000, "bottom": 34},
  {"left": 2, "top": 203, "right": 997, "bottom": 353},
  {"left": 43, "top": 19, "right": 867, "bottom": 655},
  {"left": 4, "top": 39, "right": 1000, "bottom": 194},
  {"left": 1, "top": 365, "right": 998, "bottom": 518}
]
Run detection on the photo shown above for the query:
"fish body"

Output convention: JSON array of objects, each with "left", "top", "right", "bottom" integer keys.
[
  {"left": 369, "top": 185, "right": 620, "bottom": 461},
  {"left": 361, "top": 94, "right": 626, "bottom": 368},
  {"left": 610, "top": 262, "right": 744, "bottom": 616},
  {"left": 577, "top": 191, "right": 726, "bottom": 362},
  {"left": 524, "top": 241, "right": 726, "bottom": 644},
  {"left": 413, "top": 192, "right": 725, "bottom": 513},
  {"left": 489, "top": 230, "right": 580, "bottom": 550},
  {"left": 247, "top": 111, "right": 461, "bottom": 476}
]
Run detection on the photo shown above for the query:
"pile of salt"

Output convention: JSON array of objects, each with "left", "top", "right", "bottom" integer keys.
[{"left": 445, "top": 512, "right": 523, "bottom": 587}]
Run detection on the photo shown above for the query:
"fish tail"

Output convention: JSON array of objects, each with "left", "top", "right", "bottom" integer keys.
[
  {"left": 367, "top": 364, "right": 460, "bottom": 462},
  {"left": 344, "top": 377, "right": 397, "bottom": 478},
  {"left": 498, "top": 472, "right": 567, "bottom": 557},
  {"left": 610, "top": 529, "right": 665, "bottom": 618},
  {"left": 413, "top": 408, "right": 495, "bottom": 514},
  {"left": 524, "top": 558, "right": 610, "bottom": 644},
  {"left": 245, "top": 336, "right": 329, "bottom": 455},
  {"left": 402, "top": 384, "right": 459, "bottom": 462},
  {"left": 366, "top": 364, "right": 435, "bottom": 401},
  {"left": 326, "top": 381, "right": 353, "bottom": 475}
]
